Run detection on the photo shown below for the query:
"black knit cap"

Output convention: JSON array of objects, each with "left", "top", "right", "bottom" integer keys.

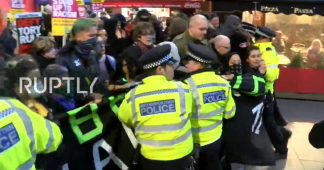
[{"left": 230, "top": 31, "right": 249, "bottom": 58}]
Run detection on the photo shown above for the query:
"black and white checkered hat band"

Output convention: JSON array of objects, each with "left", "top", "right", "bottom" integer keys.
[
  {"left": 255, "top": 29, "right": 271, "bottom": 38},
  {"left": 143, "top": 53, "right": 172, "bottom": 69},
  {"left": 187, "top": 51, "right": 212, "bottom": 64}
]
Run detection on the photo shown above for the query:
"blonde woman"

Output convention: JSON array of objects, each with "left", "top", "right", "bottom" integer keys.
[{"left": 305, "top": 39, "right": 324, "bottom": 69}]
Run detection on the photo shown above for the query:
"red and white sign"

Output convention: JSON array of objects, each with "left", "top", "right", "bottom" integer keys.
[{"left": 103, "top": 1, "right": 202, "bottom": 9}]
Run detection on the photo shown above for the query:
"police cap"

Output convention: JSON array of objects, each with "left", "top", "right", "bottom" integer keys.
[
  {"left": 255, "top": 26, "right": 276, "bottom": 38},
  {"left": 241, "top": 22, "right": 256, "bottom": 36},
  {"left": 139, "top": 44, "right": 177, "bottom": 70},
  {"left": 184, "top": 43, "right": 215, "bottom": 64}
]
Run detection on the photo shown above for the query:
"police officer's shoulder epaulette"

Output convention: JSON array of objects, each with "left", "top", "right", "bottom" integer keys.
[{"left": 266, "top": 47, "right": 272, "bottom": 51}]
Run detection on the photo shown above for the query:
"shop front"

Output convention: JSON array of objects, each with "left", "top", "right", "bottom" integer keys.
[{"left": 210, "top": 0, "right": 324, "bottom": 100}]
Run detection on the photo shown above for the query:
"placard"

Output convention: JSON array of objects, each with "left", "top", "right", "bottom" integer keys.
[
  {"left": 91, "top": 0, "right": 103, "bottom": 13},
  {"left": 10, "top": 0, "right": 25, "bottom": 21},
  {"left": 52, "top": 0, "right": 78, "bottom": 36},
  {"left": 14, "top": 12, "right": 42, "bottom": 54}
]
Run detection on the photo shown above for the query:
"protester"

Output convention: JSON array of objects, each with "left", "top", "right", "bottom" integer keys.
[
  {"left": 121, "top": 22, "right": 155, "bottom": 82},
  {"left": 55, "top": 18, "right": 104, "bottom": 102},
  {"left": 210, "top": 12, "right": 221, "bottom": 34},
  {"left": 230, "top": 31, "right": 249, "bottom": 59},
  {"left": 166, "top": 17, "right": 188, "bottom": 41},
  {"left": 97, "top": 24, "right": 107, "bottom": 43},
  {"left": 4, "top": 56, "right": 50, "bottom": 117},
  {"left": 223, "top": 46, "right": 275, "bottom": 170},
  {"left": 32, "top": 36, "right": 57, "bottom": 74},
  {"left": 173, "top": 14, "right": 215, "bottom": 59},
  {"left": 103, "top": 18, "right": 127, "bottom": 57},
  {"left": 254, "top": 26, "right": 289, "bottom": 160},
  {"left": 220, "top": 15, "right": 241, "bottom": 37},
  {"left": 212, "top": 35, "right": 231, "bottom": 69},
  {"left": 241, "top": 22, "right": 256, "bottom": 44},
  {"left": 43, "top": 64, "right": 77, "bottom": 113}
]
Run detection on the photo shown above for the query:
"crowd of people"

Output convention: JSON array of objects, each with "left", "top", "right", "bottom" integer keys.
[{"left": 1, "top": 8, "right": 323, "bottom": 170}]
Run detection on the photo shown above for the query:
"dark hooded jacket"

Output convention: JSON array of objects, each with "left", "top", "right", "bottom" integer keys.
[
  {"left": 55, "top": 41, "right": 102, "bottom": 100},
  {"left": 220, "top": 15, "right": 241, "bottom": 37},
  {"left": 103, "top": 18, "right": 128, "bottom": 58}
]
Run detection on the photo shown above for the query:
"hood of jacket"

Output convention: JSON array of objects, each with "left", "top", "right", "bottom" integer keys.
[{"left": 221, "top": 15, "right": 241, "bottom": 37}]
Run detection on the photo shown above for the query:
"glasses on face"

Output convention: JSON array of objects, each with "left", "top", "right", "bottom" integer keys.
[{"left": 220, "top": 45, "right": 231, "bottom": 50}]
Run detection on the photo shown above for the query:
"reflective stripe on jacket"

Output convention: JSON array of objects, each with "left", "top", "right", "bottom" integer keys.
[
  {"left": 186, "top": 71, "right": 236, "bottom": 146},
  {"left": 254, "top": 42, "right": 280, "bottom": 94},
  {"left": 0, "top": 98, "right": 62, "bottom": 170},
  {"left": 118, "top": 75, "right": 193, "bottom": 161}
]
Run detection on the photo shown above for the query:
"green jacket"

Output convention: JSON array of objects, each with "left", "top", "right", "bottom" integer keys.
[{"left": 173, "top": 31, "right": 216, "bottom": 59}]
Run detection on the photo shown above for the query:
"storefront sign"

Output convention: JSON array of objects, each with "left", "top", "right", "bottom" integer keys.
[
  {"left": 91, "top": 0, "right": 103, "bottom": 13},
  {"left": 14, "top": 12, "right": 42, "bottom": 54},
  {"left": 184, "top": 2, "right": 201, "bottom": 9},
  {"left": 51, "top": 0, "right": 78, "bottom": 36},
  {"left": 260, "top": 6, "right": 279, "bottom": 12},
  {"left": 293, "top": 7, "right": 315, "bottom": 14},
  {"left": 103, "top": 1, "right": 202, "bottom": 9}
]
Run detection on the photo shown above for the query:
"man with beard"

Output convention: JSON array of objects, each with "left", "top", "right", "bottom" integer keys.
[{"left": 173, "top": 14, "right": 216, "bottom": 60}]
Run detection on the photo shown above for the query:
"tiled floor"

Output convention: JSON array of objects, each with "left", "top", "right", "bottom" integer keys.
[{"left": 269, "top": 99, "right": 324, "bottom": 170}]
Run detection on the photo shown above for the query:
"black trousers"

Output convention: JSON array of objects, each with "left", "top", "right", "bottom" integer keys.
[
  {"left": 264, "top": 99, "right": 288, "bottom": 154},
  {"left": 138, "top": 153, "right": 192, "bottom": 170},
  {"left": 198, "top": 138, "right": 222, "bottom": 170}
]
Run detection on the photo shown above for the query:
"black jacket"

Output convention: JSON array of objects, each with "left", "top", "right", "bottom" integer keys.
[
  {"left": 309, "top": 120, "right": 324, "bottom": 148},
  {"left": 223, "top": 66, "right": 275, "bottom": 166},
  {"left": 55, "top": 41, "right": 102, "bottom": 100},
  {"left": 33, "top": 54, "right": 55, "bottom": 74}
]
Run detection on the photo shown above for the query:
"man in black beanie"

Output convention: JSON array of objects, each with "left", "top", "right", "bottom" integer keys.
[{"left": 229, "top": 31, "right": 249, "bottom": 59}]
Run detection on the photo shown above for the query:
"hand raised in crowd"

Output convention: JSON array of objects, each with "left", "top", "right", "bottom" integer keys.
[
  {"left": 91, "top": 93, "right": 103, "bottom": 104},
  {"left": 221, "top": 74, "right": 234, "bottom": 80},
  {"left": 259, "top": 61, "right": 266, "bottom": 74}
]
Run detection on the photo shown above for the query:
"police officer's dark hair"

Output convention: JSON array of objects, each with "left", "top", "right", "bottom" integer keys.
[{"left": 143, "top": 64, "right": 168, "bottom": 76}]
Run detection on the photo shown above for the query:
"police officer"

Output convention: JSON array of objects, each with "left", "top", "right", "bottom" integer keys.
[
  {"left": 118, "top": 44, "right": 194, "bottom": 170},
  {"left": 0, "top": 98, "right": 62, "bottom": 170},
  {"left": 253, "top": 26, "right": 289, "bottom": 160},
  {"left": 183, "top": 43, "right": 236, "bottom": 170},
  {"left": 241, "top": 22, "right": 256, "bottom": 44}
]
